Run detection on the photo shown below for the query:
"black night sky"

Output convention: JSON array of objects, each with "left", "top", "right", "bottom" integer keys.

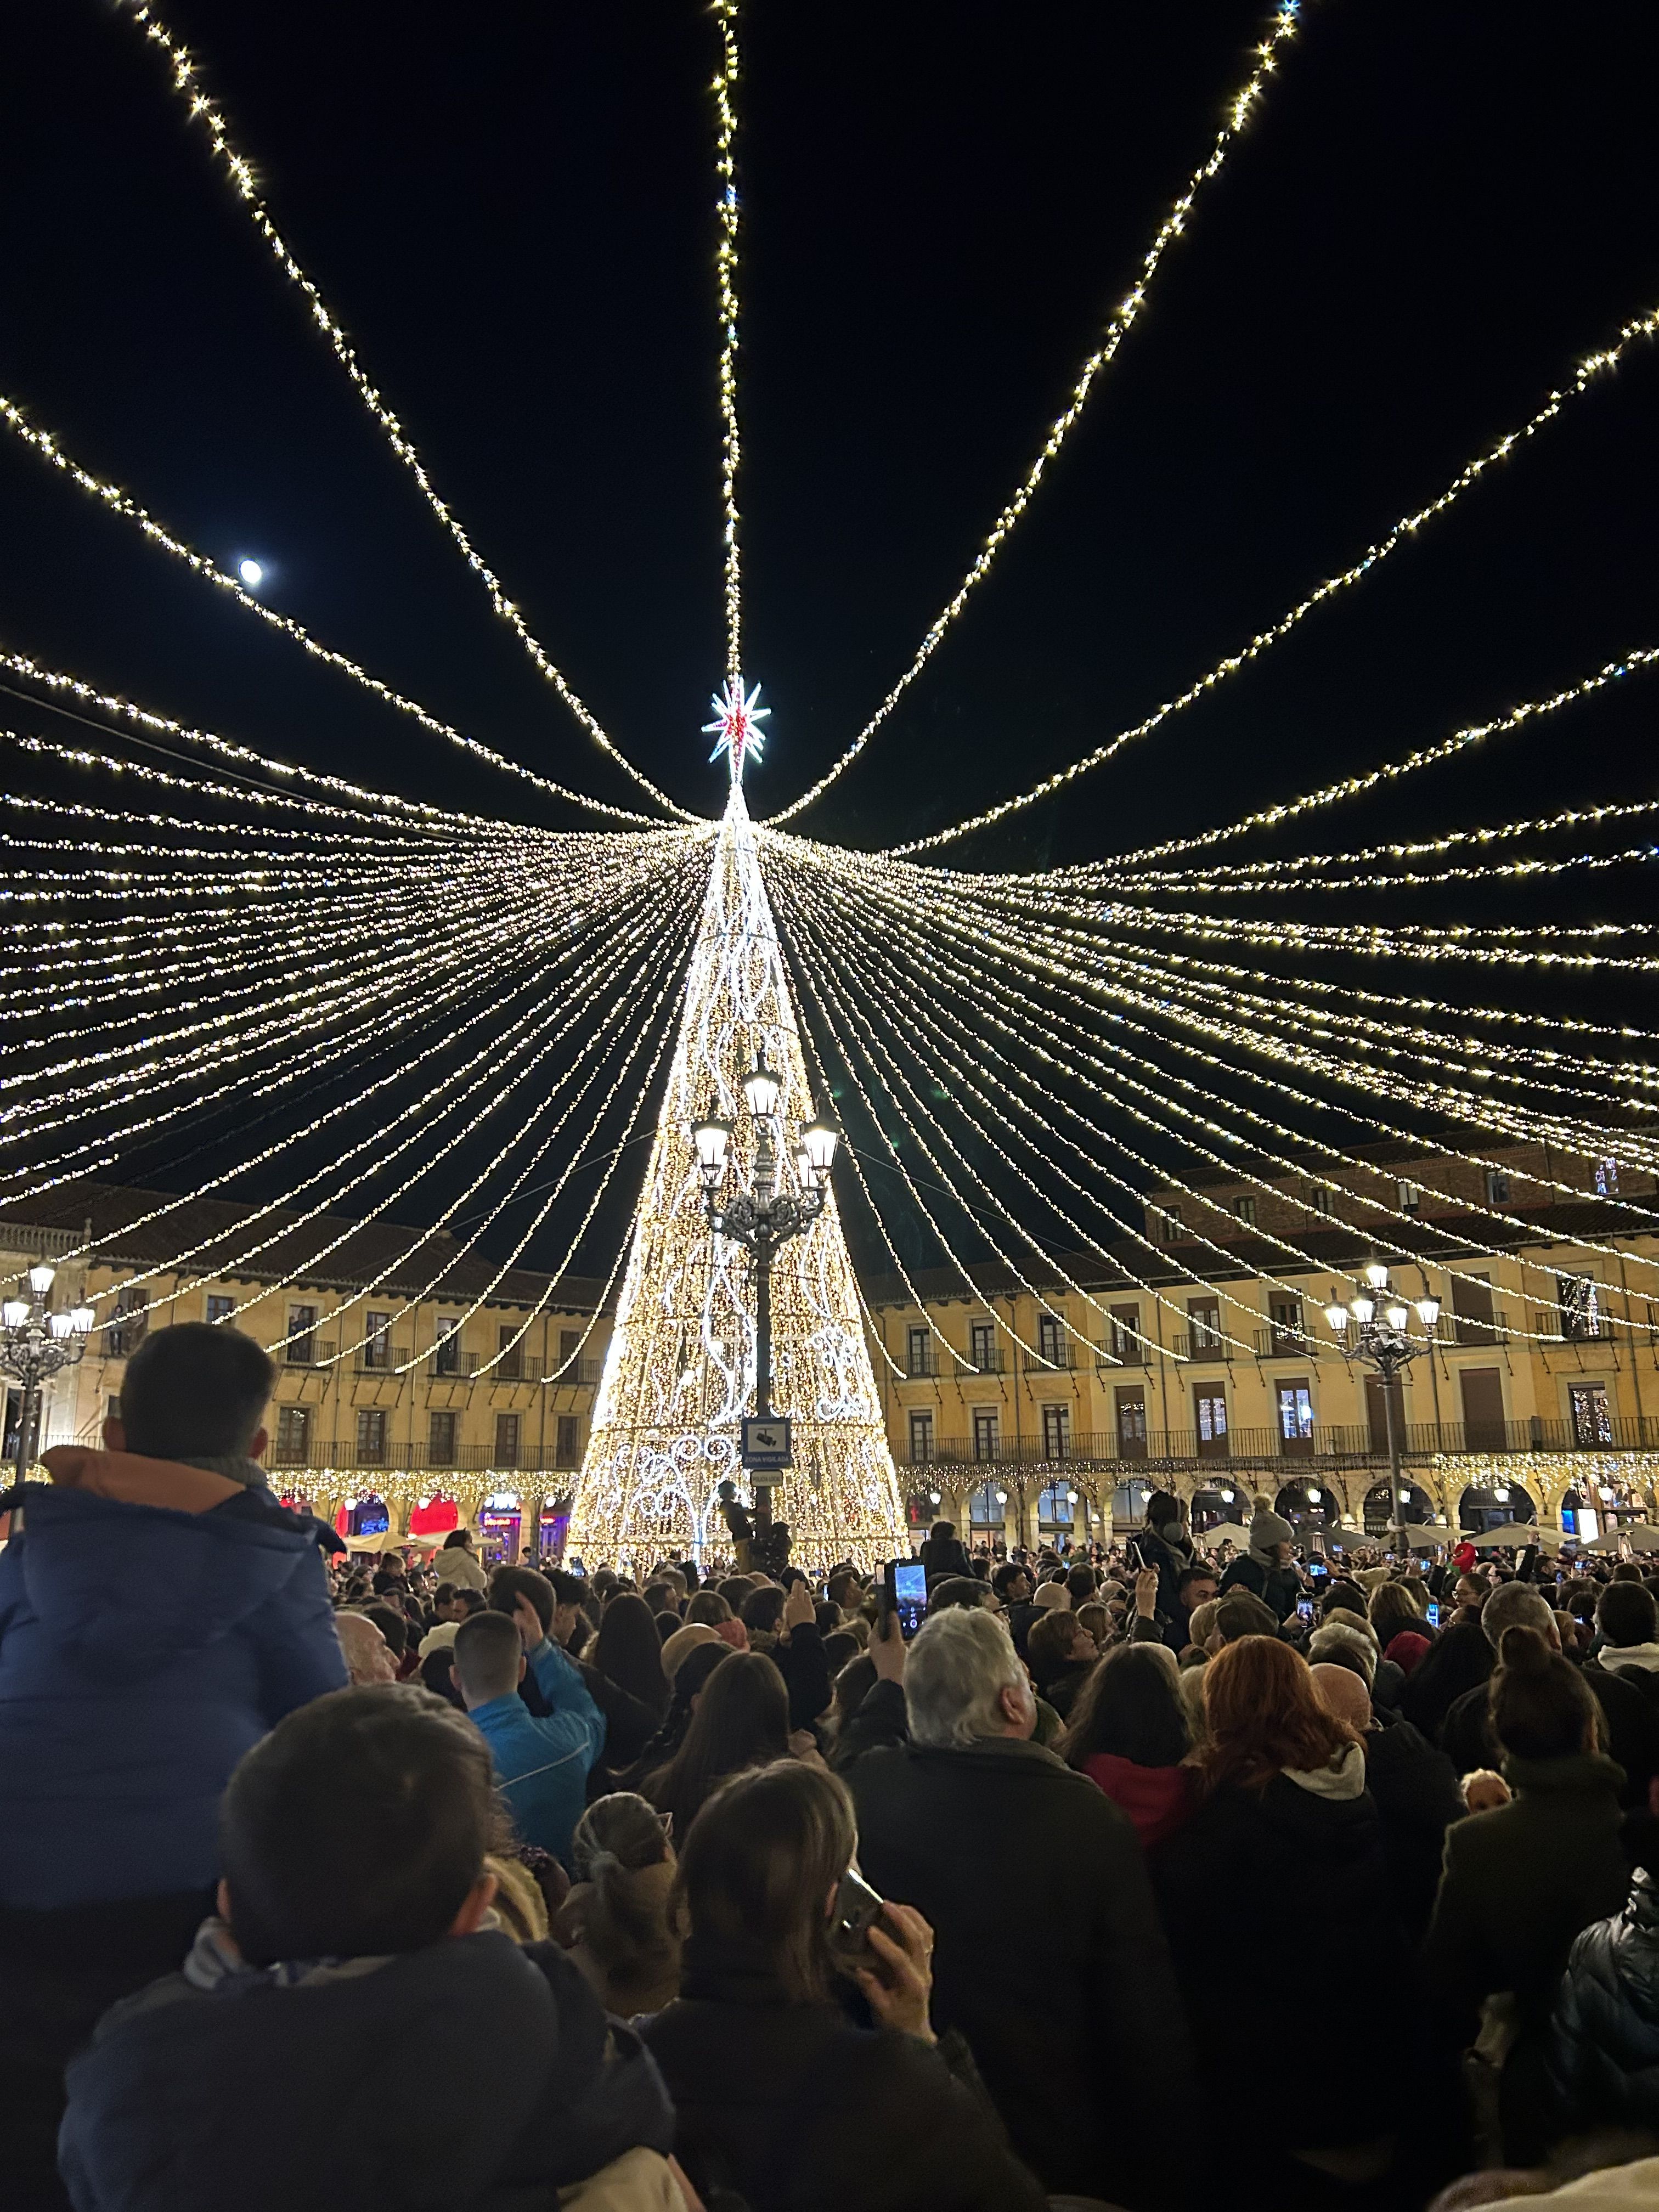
[{"left": 3, "top": 0, "right": 1658, "bottom": 1271}]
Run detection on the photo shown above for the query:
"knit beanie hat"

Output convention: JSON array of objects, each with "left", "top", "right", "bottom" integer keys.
[{"left": 1250, "top": 1508, "right": 1294, "bottom": 1552}]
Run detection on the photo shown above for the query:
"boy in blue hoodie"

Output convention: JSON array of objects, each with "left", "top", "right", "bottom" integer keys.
[{"left": 0, "top": 1321, "right": 346, "bottom": 2204}]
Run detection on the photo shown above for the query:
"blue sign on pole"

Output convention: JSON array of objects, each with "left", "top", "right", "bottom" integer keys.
[{"left": 741, "top": 1416, "right": 792, "bottom": 1471}]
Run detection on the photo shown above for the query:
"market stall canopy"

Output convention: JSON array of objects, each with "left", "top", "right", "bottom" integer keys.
[
  {"left": 1584, "top": 1522, "right": 1659, "bottom": 1554},
  {"left": 1470, "top": 1522, "right": 1564, "bottom": 1550}
]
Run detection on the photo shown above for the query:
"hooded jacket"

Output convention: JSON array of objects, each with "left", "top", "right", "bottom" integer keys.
[
  {"left": 1547, "top": 1869, "right": 1659, "bottom": 2138},
  {"left": 0, "top": 1450, "right": 346, "bottom": 1910},
  {"left": 59, "top": 1928, "right": 672, "bottom": 2212},
  {"left": 1425, "top": 1750, "right": 1632, "bottom": 2163},
  {"left": 1150, "top": 1750, "right": 1419, "bottom": 2153}
]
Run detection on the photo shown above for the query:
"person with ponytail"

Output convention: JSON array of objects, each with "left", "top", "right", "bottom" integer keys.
[
  {"left": 1425, "top": 1623, "right": 1631, "bottom": 2164},
  {"left": 554, "top": 1793, "right": 681, "bottom": 2017}
]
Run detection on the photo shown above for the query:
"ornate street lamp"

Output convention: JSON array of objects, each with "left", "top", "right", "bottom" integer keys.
[
  {"left": 0, "top": 1263, "right": 94, "bottom": 1487},
  {"left": 1324, "top": 1261, "right": 1440, "bottom": 1556},
  {"left": 692, "top": 1054, "right": 839, "bottom": 1433}
]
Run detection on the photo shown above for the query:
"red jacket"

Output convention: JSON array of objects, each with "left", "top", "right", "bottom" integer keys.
[{"left": 1080, "top": 1752, "right": 1195, "bottom": 1849}]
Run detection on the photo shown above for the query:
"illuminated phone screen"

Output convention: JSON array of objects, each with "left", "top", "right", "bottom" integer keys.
[{"left": 891, "top": 1560, "right": 928, "bottom": 1637}]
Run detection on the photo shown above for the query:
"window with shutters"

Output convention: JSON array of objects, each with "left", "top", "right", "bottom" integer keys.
[
  {"left": 972, "top": 1409, "right": 1000, "bottom": 1462},
  {"left": 356, "top": 1409, "right": 387, "bottom": 1466},
  {"left": 1041, "top": 1404, "right": 1070, "bottom": 1460},
  {"left": 428, "top": 1410, "right": 458, "bottom": 1464},
  {"left": 556, "top": 1414, "right": 580, "bottom": 1465},
  {"left": 1570, "top": 1384, "right": 1614, "bottom": 1447},
  {"left": 494, "top": 1412, "right": 521, "bottom": 1468},
  {"left": 909, "top": 1410, "right": 934, "bottom": 1464},
  {"left": 285, "top": 1304, "right": 317, "bottom": 1367},
  {"left": 274, "top": 1405, "right": 311, "bottom": 1465},
  {"left": 498, "top": 1325, "right": 523, "bottom": 1381}
]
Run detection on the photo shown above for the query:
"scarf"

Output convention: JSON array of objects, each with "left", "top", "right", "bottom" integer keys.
[
  {"left": 1282, "top": 1741, "right": 1367, "bottom": 1801},
  {"left": 182, "top": 1914, "right": 394, "bottom": 1995},
  {"left": 1597, "top": 1644, "right": 1659, "bottom": 1676}
]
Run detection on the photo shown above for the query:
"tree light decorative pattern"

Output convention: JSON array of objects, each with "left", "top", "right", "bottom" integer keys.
[
  {"left": 703, "top": 676, "right": 769, "bottom": 778},
  {"left": 568, "top": 778, "right": 905, "bottom": 1571}
]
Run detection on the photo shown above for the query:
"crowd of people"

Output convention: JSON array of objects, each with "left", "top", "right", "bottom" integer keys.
[{"left": 5, "top": 1323, "right": 1659, "bottom": 2209}]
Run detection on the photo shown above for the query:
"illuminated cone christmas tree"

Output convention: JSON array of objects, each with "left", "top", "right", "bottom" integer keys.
[{"left": 568, "top": 727, "right": 906, "bottom": 1572}]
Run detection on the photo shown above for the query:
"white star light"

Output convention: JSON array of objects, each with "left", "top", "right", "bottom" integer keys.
[{"left": 703, "top": 675, "right": 769, "bottom": 775}]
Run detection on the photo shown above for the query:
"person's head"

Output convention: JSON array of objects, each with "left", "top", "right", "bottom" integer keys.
[
  {"left": 991, "top": 1562, "right": 1031, "bottom": 1605},
  {"left": 654, "top": 1651, "right": 792, "bottom": 1833},
  {"left": 1214, "top": 1590, "right": 1279, "bottom": 1645},
  {"left": 1186, "top": 1597, "right": 1221, "bottom": 1650},
  {"left": 1596, "top": 1581, "right": 1658, "bottom": 1651},
  {"left": 1203, "top": 1637, "right": 1358, "bottom": 1794},
  {"left": 1479, "top": 1579, "right": 1559, "bottom": 1653},
  {"left": 362, "top": 1603, "right": 408, "bottom": 1661},
  {"left": 1146, "top": 1490, "right": 1187, "bottom": 1539},
  {"left": 1369, "top": 1581, "right": 1426, "bottom": 1643},
  {"left": 419, "top": 1645, "right": 464, "bottom": 1707},
  {"left": 927, "top": 1575, "right": 994, "bottom": 1617},
  {"left": 1065, "top": 1564, "right": 1098, "bottom": 1605},
  {"left": 1385, "top": 1630, "right": 1431, "bottom": 1677},
  {"left": 1076, "top": 1601, "right": 1111, "bottom": 1650},
  {"left": 1463, "top": 1768, "right": 1511, "bottom": 1813},
  {"left": 1248, "top": 1508, "right": 1294, "bottom": 1565},
  {"left": 110, "top": 1321, "right": 274, "bottom": 1462},
  {"left": 740, "top": 1586, "right": 787, "bottom": 1636},
  {"left": 1488, "top": 1624, "right": 1602, "bottom": 1761},
  {"left": 660, "top": 1621, "right": 724, "bottom": 1686},
  {"left": 442, "top": 1528, "right": 476, "bottom": 1553},
  {"left": 594, "top": 1592, "right": 672, "bottom": 1714},
  {"left": 335, "top": 1610, "right": 397, "bottom": 1686},
  {"left": 1307, "top": 1622, "right": 1377, "bottom": 1689},
  {"left": 642, "top": 1581, "right": 678, "bottom": 1617},
  {"left": 572, "top": 1791, "right": 673, "bottom": 1883},
  {"left": 431, "top": 1582, "right": 464, "bottom": 1620},
  {"left": 1032, "top": 1580, "right": 1072, "bottom": 1614},
  {"left": 219, "top": 1685, "right": 495, "bottom": 1965},
  {"left": 904, "top": 1606, "right": 1035, "bottom": 1749},
  {"left": 826, "top": 1570, "right": 861, "bottom": 1615},
  {"left": 450, "top": 1609, "right": 526, "bottom": 1710},
  {"left": 489, "top": 1565, "right": 555, "bottom": 1637},
  {"left": 1310, "top": 1662, "right": 1373, "bottom": 1738},
  {"left": 928, "top": 1519, "right": 958, "bottom": 1543},
  {"left": 1455, "top": 1573, "right": 1486, "bottom": 1611},
  {"left": 821, "top": 1630, "right": 860, "bottom": 1676},
  {"left": 1065, "top": 1641, "right": 1190, "bottom": 1770},
  {"left": 685, "top": 1589, "right": 733, "bottom": 1628},
  {"left": 673, "top": 1759, "right": 857, "bottom": 2003},
  {"left": 1322, "top": 1578, "right": 1368, "bottom": 1620},
  {"left": 1026, "top": 1607, "right": 1097, "bottom": 1681},
  {"left": 1177, "top": 1564, "right": 1219, "bottom": 1612}
]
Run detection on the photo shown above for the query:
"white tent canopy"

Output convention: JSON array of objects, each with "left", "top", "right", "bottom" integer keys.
[
  {"left": 1585, "top": 1522, "right": 1659, "bottom": 1554},
  {"left": 1470, "top": 1522, "right": 1565, "bottom": 1550},
  {"left": 1193, "top": 1522, "right": 1253, "bottom": 1550}
]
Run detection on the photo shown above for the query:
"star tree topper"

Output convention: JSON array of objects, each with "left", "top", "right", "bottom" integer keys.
[{"left": 704, "top": 675, "right": 769, "bottom": 778}]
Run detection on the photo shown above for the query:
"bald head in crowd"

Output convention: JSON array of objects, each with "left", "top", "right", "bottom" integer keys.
[{"left": 1310, "top": 1661, "right": 1373, "bottom": 1739}]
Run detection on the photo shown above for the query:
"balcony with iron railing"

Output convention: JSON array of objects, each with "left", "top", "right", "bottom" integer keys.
[
  {"left": 895, "top": 1411, "right": 1659, "bottom": 1469},
  {"left": 1172, "top": 1330, "right": 1230, "bottom": 1363},
  {"left": 266, "top": 1439, "right": 588, "bottom": 1475},
  {"left": 1020, "top": 1345, "right": 1081, "bottom": 1374}
]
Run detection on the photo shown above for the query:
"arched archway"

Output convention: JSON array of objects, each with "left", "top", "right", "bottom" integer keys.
[
  {"left": 1458, "top": 1480, "right": 1536, "bottom": 1533},
  {"left": 1362, "top": 1480, "right": 1437, "bottom": 1538},
  {"left": 1189, "top": 1481, "right": 1244, "bottom": 1535},
  {"left": 1274, "top": 1479, "right": 1339, "bottom": 1534}
]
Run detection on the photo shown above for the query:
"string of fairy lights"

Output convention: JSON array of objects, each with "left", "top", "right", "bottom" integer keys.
[{"left": 3, "top": 0, "right": 1658, "bottom": 1539}]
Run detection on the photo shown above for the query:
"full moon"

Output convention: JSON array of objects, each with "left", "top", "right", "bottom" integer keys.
[{"left": 237, "top": 557, "right": 263, "bottom": 586}]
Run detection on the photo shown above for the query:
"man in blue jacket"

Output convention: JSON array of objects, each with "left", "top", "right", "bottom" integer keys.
[
  {"left": 0, "top": 1320, "right": 347, "bottom": 2205},
  {"left": 452, "top": 1605, "right": 603, "bottom": 1861}
]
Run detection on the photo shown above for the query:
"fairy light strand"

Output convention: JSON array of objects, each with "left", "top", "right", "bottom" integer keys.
[
  {"left": 765, "top": 1, "right": 1305, "bottom": 827},
  {"left": 115, "top": 0, "right": 696, "bottom": 821}
]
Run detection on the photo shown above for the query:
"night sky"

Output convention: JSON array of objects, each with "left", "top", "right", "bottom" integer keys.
[{"left": 3, "top": 0, "right": 1657, "bottom": 1269}]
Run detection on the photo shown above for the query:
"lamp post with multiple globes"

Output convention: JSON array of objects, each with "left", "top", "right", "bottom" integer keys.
[
  {"left": 692, "top": 1053, "right": 839, "bottom": 1441},
  {"left": 1324, "top": 1263, "right": 1441, "bottom": 1557},
  {"left": 0, "top": 1263, "right": 95, "bottom": 1488}
]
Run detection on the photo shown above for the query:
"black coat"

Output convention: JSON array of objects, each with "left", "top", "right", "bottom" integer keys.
[
  {"left": 1217, "top": 1551, "right": 1299, "bottom": 1624},
  {"left": 1547, "top": 1869, "right": 1659, "bottom": 2139},
  {"left": 642, "top": 1937, "right": 1045, "bottom": 2212},
  {"left": 1137, "top": 1525, "right": 1196, "bottom": 1633},
  {"left": 59, "top": 1930, "right": 672, "bottom": 2212},
  {"left": 1441, "top": 1663, "right": 1659, "bottom": 1808},
  {"left": 1424, "top": 1751, "right": 1631, "bottom": 2163},
  {"left": 847, "top": 1724, "right": 1194, "bottom": 2204},
  {"left": 917, "top": 1533, "right": 974, "bottom": 1582},
  {"left": 1150, "top": 1762, "right": 1418, "bottom": 2152},
  {"left": 1364, "top": 1712, "right": 1466, "bottom": 1942},
  {"left": 1402, "top": 1615, "right": 1493, "bottom": 1741}
]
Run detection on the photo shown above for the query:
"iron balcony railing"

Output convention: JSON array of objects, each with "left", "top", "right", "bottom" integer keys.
[
  {"left": 266, "top": 1440, "right": 587, "bottom": 1475},
  {"left": 896, "top": 1411, "right": 1659, "bottom": 1469}
]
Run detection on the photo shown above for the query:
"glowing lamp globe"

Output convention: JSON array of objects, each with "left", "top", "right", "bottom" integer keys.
[
  {"left": 70, "top": 1306, "right": 95, "bottom": 1334},
  {"left": 2, "top": 1300, "right": 28, "bottom": 1329},
  {"left": 47, "top": 1311, "right": 74, "bottom": 1340},
  {"left": 1323, "top": 1302, "right": 1348, "bottom": 1332},
  {"left": 26, "top": 1263, "right": 54, "bottom": 1297},
  {"left": 1349, "top": 1293, "right": 1375, "bottom": 1325},
  {"left": 800, "top": 1113, "right": 839, "bottom": 1176},
  {"left": 1415, "top": 1296, "right": 1441, "bottom": 1329},
  {"left": 1384, "top": 1302, "right": 1410, "bottom": 1331},
  {"left": 691, "top": 1101, "right": 731, "bottom": 1178},
  {"left": 1364, "top": 1261, "right": 1391, "bottom": 1291},
  {"left": 741, "top": 1054, "right": 781, "bottom": 1119}
]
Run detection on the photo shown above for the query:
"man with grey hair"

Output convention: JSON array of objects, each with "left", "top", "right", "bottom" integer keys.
[
  {"left": 1440, "top": 1579, "right": 1659, "bottom": 1805},
  {"left": 844, "top": 1606, "right": 1194, "bottom": 2205}
]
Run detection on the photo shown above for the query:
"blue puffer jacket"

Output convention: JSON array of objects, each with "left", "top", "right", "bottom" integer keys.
[{"left": 0, "top": 1470, "right": 346, "bottom": 1910}]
